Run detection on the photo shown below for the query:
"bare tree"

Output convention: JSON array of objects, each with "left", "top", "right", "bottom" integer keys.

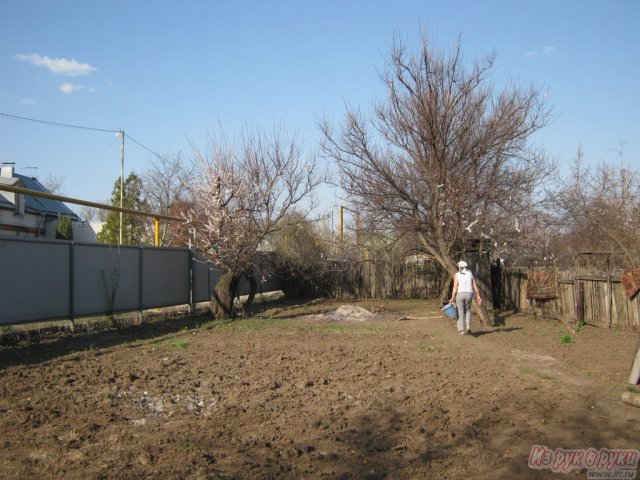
[
  {"left": 42, "top": 174, "right": 65, "bottom": 195},
  {"left": 186, "top": 126, "right": 321, "bottom": 318},
  {"left": 320, "top": 34, "right": 554, "bottom": 324},
  {"left": 141, "top": 152, "right": 193, "bottom": 247},
  {"left": 78, "top": 206, "right": 97, "bottom": 222},
  {"left": 552, "top": 146, "right": 640, "bottom": 268},
  {"left": 97, "top": 205, "right": 109, "bottom": 222}
]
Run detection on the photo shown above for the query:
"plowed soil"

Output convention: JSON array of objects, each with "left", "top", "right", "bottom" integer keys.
[{"left": 1, "top": 299, "right": 639, "bottom": 479}]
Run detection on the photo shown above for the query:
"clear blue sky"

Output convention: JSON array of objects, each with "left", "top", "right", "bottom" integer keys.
[{"left": 1, "top": 0, "right": 638, "bottom": 216}]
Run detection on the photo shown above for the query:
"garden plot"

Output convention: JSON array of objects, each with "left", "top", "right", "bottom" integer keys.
[{"left": 0, "top": 299, "right": 638, "bottom": 479}]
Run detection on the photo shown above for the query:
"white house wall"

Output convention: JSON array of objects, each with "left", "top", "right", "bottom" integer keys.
[
  {"left": 72, "top": 221, "right": 98, "bottom": 243},
  {"left": 0, "top": 190, "right": 15, "bottom": 205},
  {"left": 44, "top": 219, "right": 57, "bottom": 238},
  {"left": 0, "top": 209, "right": 41, "bottom": 236}
]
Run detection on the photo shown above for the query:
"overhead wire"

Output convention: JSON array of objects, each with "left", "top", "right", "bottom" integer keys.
[
  {"left": 1, "top": 111, "right": 168, "bottom": 164},
  {"left": 0, "top": 112, "right": 118, "bottom": 134},
  {"left": 70, "top": 136, "right": 119, "bottom": 190},
  {"left": 124, "top": 133, "right": 167, "bottom": 162}
]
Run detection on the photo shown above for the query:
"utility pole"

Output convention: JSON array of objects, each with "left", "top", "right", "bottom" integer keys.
[{"left": 119, "top": 129, "right": 124, "bottom": 245}]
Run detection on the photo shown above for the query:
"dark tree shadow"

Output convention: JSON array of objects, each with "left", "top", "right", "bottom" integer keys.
[
  {"left": 470, "top": 327, "right": 523, "bottom": 337},
  {"left": 0, "top": 312, "right": 214, "bottom": 369}
]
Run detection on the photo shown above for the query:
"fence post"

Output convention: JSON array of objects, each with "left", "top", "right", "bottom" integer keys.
[
  {"left": 138, "top": 247, "right": 144, "bottom": 323},
  {"left": 606, "top": 275, "right": 613, "bottom": 328},
  {"left": 69, "top": 241, "right": 75, "bottom": 326},
  {"left": 189, "top": 250, "right": 195, "bottom": 313}
]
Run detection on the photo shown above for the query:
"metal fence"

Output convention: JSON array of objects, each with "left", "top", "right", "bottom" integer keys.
[{"left": 0, "top": 236, "right": 280, "bottom": 325}]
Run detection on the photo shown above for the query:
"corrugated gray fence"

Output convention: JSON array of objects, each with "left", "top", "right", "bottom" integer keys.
[{"left": 0, "top": 236, "right": 280, "bottom": 325}]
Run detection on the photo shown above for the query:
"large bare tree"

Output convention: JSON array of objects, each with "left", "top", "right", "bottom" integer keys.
[
  {"left": 320, "top": 34, "right": 554, "bottom": 325},
  {"left": 186, "top": 127, "right": 320, "bottom": 318}
]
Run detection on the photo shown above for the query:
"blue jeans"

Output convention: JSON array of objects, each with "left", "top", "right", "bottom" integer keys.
[{"left": 456, "top": 292, "right": 473, "bottom": 332}]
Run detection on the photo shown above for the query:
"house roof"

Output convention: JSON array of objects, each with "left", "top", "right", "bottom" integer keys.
[
  {"left": 10, "top": 173, "right": 80, "bottom": 220},
  {"left": 0, "top": 177, "right": 22, "bottom": 209}
]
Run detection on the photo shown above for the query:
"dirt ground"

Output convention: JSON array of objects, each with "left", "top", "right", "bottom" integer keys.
[{"left": 0, "top": 298, "right": 639, "bottom": 479}]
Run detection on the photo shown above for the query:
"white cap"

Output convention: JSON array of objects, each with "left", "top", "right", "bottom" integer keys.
[{"left": 457, "top": 260, "right": 468, "bottom": 269}]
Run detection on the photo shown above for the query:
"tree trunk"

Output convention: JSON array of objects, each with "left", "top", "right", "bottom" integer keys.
[
  {"left": 418, "top": 234, "right": 494, "bottom": 327},
  {"left": 470, "top": 275, "right": 494, "bottom": 327},
  {"left": 244, "top": 270, "right": 258, "bottom": 309},
  {"left": 438, "top": 270, "right": 452, "bottom": 305},
  {"left": 210, "top": 271, "right": 239, "bottom": 319},
  {"left": 441, "top": 275, "right": 493, "bottom": 326},
  {"left": 474, "top": 298, "right": 493, "bottom": 327}
]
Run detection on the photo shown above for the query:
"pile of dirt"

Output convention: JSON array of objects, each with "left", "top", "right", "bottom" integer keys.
[{"left": 306, "top": 304, "right": 379, "bottom": 322}]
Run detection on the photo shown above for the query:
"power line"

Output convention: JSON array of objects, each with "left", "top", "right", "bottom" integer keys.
[
  {"left": 71, "top": 136, "right": 119, "bottom": 189},
  {"left": 124, "top": 133, "right": 166, "bottom": 162},
  {"left": 0, "top": 112, "right": 118, "bottom": 134},
  {"left": 1, "top": 111, "right": 169, "bottom": 168}
]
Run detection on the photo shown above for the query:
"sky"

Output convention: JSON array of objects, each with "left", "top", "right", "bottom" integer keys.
[{"left": 1, "top": 0, "right": 639, "bottom": 219}]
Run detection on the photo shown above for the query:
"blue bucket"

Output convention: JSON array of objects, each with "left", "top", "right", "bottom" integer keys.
[{"left": 441, "top": 304, "right": 458, "bottom": 318}]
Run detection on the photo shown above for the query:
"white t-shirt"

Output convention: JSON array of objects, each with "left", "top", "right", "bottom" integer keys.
[{"left": 456, "top": 270, "right": 474, "bottom": 293}]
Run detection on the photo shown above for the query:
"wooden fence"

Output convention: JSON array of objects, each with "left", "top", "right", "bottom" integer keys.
[
  {"left": 314, "top": 256, "right": 639, "bottom": 329},
  {"left": 347, "top": 259, "right": 443, "bottom": 299},
  {"left": 285, "top": 257, "right": 445, "bottom": 301},
  {"left": 498, "top": 268, "right": 640, "bottom": 329},
  {"left": 326, "top": 251, "right": 491, "bottom": 302}
]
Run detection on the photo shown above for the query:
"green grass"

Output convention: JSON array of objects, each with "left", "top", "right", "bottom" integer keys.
[
  {"left": 206, "top": 317, "right": 302, "bottom": 336},
  {"left": 627, "top": 385, "right": 640, "bottom": 394},
  {"left": 323, "top": 324, "right": 386, "bottom": 335},
  {"left": 169, "top": 339, "right": 190, "bottom": 349},
  {"left": 557, "top": 328, "right": 573, "bottom": 345},
  {"left": 325, "top": 324, "right": 350, "bottom": 335},
  {"left": 520, "top": 366, "right": 536, "bottom": 375},
  {"left": 239, "top": 318, "right": 296, "bottom": 332},
  {"left": 559, "top": 335, "right": 573, "bottom": 345},
  {"left": 520, "top": 365, "right": 555, "bottom": 380},
  {"left": 433, "top": 340, "right": 461, "bottom": 351},
  {"left": 205, "top": 316, "right": 387, "bottom": 337},
  {"left": 359, "top": 326, "right": 385, "bottom": 334}
]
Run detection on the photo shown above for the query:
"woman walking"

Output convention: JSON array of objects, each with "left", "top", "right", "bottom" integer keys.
[{"left": 449, "top": 261, "right": 483, "bottom": 335}]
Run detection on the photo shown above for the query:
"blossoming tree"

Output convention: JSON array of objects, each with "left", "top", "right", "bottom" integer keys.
[{"left": 186, "top": 127, "right": 320, "bottom": 318}]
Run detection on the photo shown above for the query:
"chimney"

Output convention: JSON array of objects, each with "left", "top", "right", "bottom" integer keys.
[{"left": 1, "top": 162, "right": 15, "bottom": 178}]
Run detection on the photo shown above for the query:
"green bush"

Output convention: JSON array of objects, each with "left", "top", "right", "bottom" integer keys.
[{"left": 56, "top": 216, "right": 73, "bottom": 240}]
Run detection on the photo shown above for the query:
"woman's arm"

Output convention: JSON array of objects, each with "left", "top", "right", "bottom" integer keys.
[
  {"left": 449, "top": 275, "right": 458, "bottom": 303},
  {"left": 472, "top": 277, "right": 483, "bottom": 305}
]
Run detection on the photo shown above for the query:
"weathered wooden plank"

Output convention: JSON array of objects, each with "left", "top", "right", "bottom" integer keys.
[{"left": 575, "top": 275, "right": 622, "bottom": 283}]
